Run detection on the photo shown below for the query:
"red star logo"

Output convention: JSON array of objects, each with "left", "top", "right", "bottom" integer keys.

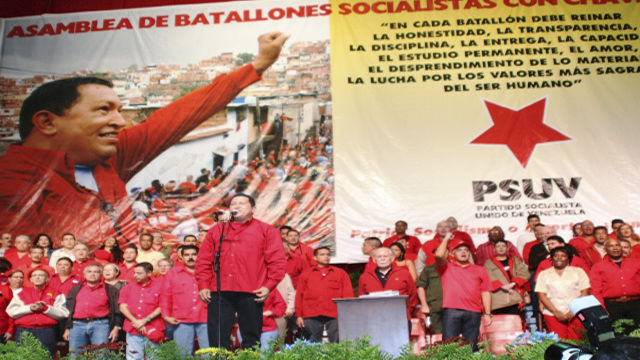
[{"left": 470, "top": 97, "right": 571, "bottom": 168}]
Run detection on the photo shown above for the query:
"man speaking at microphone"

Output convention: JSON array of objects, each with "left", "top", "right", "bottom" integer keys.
[{"left": 195, "top": 193, "right": 286, "bottom": 349}]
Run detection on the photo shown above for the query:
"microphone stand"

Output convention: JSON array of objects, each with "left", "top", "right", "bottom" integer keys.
[{"left": 213, "top": 213, "right": 232, "bottom": 351}]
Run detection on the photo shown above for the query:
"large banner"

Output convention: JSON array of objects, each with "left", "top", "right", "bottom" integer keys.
[
  {"left": 330, "top": 1, "right": 640, "bottom": 262},
  {"left": 1, "top": 0, "right": 639, "bottom": 263}
]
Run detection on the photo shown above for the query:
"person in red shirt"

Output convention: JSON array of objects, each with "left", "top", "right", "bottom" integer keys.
[
  {"left": 358, "top": 247, "right": 418, "bottom": 320},
  {"left": 590, "top": 238, "right": 640, "bottom": 328},
  {"left": 284, "top": 243, "right": 306, "bottom": 289},
  {"left": 474, "top": 226, "right": 522, "bottom": 266},
  {"left": 0, "top": 283, "right": 14, "bottom": 343},
  {"left": 118, "top": 246, "right": 138, "bottom": 283},
  {"left": 523, "top": 224, "right": 546, "bottom": 268},
  {"left": 63, "top": 263, "right": 123, "bottom": 355},
  {"left": 4, "top": 234, "right": 31, "bottom": 270},
  {"left": 0, "top": 32, "right": 287, "bottom": 248},
  {"left": 177, "top": 175, "right": 197, "bottom": 195},
  {"left": 48, "top": 257, "right": 82, "bottom": 297},
  {"left": 285, "top": 229, "right": 314, "bottom": 268},
  {"left": 195, "top": 193, "right": 286, "bottom": 350},
  {"left": 119, "top": 263, "right": 165, "bottom": 360},
  {"left": 609, "top": 219, "right": 624, "bottom": 239},
  {"left": 260, "top": 289, "right": 286, "bottom": 351},
  {"left": 382, "top": 220, "right": 422, "bottom": 259},
  {"left": 71, "top": 243, "right": 96, "bottom": 277},
  {"left": 620, "top": 239, "right": 633, "bottom": 258},
  {"left": 435, "top": 234, "right": 492, "bottom": 351},
  {"left": 578, "top": 226, "right": 607, "bottom": 269},
  {"left": 0, "top": 233, "right": 12, "bottom": 258},
  {"left": 6, "top": 268, "right": 69, "bottom": 356},
  {"left": 295, "top": 247, "right": 353, "bottom": 343},
  {"left": 447, "top": 216, "right": 477, "bottom": 255},
  {"left": 160, "top": 245, "right": 208, "bottom": 355},
  {"left": 16, "top": 246, "right": 55, "bottom": 288},
  {"left": 569, "top": 220, "right": 596, "bottom": 252}
]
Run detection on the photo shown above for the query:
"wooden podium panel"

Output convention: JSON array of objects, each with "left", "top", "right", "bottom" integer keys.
[{"left": 334, "top": 296, "right": 408, "bottom": 357}]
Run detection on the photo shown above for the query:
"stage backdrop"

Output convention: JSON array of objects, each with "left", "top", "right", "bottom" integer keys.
[{"left": 1, "top": 0, "right": 639, "bottom": 262}]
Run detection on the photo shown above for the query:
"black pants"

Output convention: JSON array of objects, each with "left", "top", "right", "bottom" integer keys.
[
  {"left": 604, "top": 299, "right": 640, "bottom": 333},
  {"left": 208, "top": 291, "right": 263, "bottom": 349},
  {"left": 442, "top": 309, "right": 482, "bottom": 351},
  {"left": 304, "top": 316, "right": 338, "bottom": 343}
]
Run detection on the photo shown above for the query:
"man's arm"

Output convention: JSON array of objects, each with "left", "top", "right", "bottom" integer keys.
[
  {"left": 417, "top": 288, "right": 430, "bottom": 314},
  {"left": 116, "top": 32, "right": 288, "bottom": 181},
  {"left": 481, "top": 291, "right": 492, "bottom": 325},
  {"left": 434, "top": 233, "right": 453, "bottom": 268}
]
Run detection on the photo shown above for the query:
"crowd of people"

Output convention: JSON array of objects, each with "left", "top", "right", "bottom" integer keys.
[{"left": 0, "top": 214, "right": 639, "bottom": 358}]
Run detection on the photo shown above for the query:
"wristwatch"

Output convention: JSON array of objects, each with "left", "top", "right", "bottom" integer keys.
[
  {"left": 145, "top": 317, "right": 152, "bottom": 323},
  {"left": 484, "top": 313, "right": 493, "bottom": 317}
]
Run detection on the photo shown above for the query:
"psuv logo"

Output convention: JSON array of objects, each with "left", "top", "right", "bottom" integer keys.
[{"left": 473, "top": 177, "right": 581, "bottom": 202}]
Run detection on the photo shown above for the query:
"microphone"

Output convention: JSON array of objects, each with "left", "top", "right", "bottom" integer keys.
[{"left": 230, "top": 210, "right": 238, "bottom": 221}]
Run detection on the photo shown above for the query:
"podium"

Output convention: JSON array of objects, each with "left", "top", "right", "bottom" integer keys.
[{"left": 334, "top": 295, "right": 408, "bottom": 357}]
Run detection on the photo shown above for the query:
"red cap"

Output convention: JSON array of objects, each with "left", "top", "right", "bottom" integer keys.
[{"left": 448, "top": 237, "right": 470, "bottom": 251}]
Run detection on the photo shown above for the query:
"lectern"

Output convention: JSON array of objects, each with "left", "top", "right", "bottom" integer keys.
[{"left": 334, "top": 295, "right": 409, "bottom": 357}]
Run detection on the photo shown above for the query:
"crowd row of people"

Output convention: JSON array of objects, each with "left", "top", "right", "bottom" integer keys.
[{"left": 0, "top": 213, "right": 639, "bottom": 358}]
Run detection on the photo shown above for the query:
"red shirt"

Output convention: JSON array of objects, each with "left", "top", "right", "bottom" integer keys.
[
  {"left": 382, "top": 235, "right": 422, "bottom": 256},
  {"left": 358, "top": 265, "right": 418, "bottom": 319},
  {"left": 286, "top": 255, "right": 306, "bottom": 289},
  {"left": 73, "top": 282, "right": 110, "bottom": 319},
  {"left": 569, "top": 236, "right": 594, "bottom": 252},
  {"left": 295, "top": 266, "right": 354, "bottom": 319},
  {"left": 119, "top": 278, "right": 165, "bottom": 336},
  {"left": 48, "top": 273, "right": 82, "bottom": 296},
  {"left": 420, "top": 233, "right": 477, "bottom": 267},
  {"left": 4, "top": 249, "right": 31, "bottom": 269},
  {"left": 0, "top": 285, "right": 14, "bottom": 335},
  {"left": 535, "top": 256, "right": 590, "bottom": 281},
  {"left": 438, "top": 261, "right": 491, "bottom": 312},
  {"left": 118, "top": 262, "right": 137, "bottom": 283},
  {"left": 578, "top": 246, "right": 603, "bottom": 269},
  {"left": 178, "top": 181, "right": 197, "bottom": 194},
  {"left": 195, "top": 218, "right": 286, "bottom": 293},
  {"left": 262, "top": 289, "right": 286, "bottom": 332},
  {"left": 160, "top": 266, "right": 207, "bottom": 323},
  {"left": 288, "top": 243, "right": 315, "bottom": 268},
  {"left": 474, "top": 240, "right": 522, "bottom": 266},
  {"left": 364, "top": 257, "right": 376, "bottom": 273},
  {"left": 590, "top": 257, "right": 640, "bottom": 305},
  {"left": 0, "top": 64, "right": 261, "bottom": 248}
]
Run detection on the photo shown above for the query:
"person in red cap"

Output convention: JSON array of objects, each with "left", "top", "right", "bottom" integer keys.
[
  {"left": 6, "top": 268, "right": 69, "bottom": 356},
  {"left": 435, "top": 233, "right": 492, "bottom": 351},
  {"left": 119, "top": 262, "right": 165, "bottom": 360}
]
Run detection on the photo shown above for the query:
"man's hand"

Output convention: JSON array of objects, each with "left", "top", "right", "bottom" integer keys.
[
  {"left": 253, "top": 286, "right": 270, "bottom": 302},
  {"left": 29, "top": 302, "right": 43, "bottom": 312},
  {"left": 62, "top": 329, "right": 70, "bottom": 341},
  {"left": 3, "top": 333, "right": 11, "bottom": 341},
  {"left": 484, "top": 314, "right": 493, "bottom": 326},
  {"left": 420, "top": 305, "right": 431, "bottom": 315},
  {"left": 500, "top": 283, "right": 515, "bottom": 292},
  {"left": 199, "top": 289, "right": 211, "bottom": 304},
  {"left": 296, "top": 316, "right": 305, "bottom": 328},
  {"left": 252, "top": 32, "right": 289, "bottom": 75},
  {"left": 164, "top": 316, "right": 181, "bottom": 326},
  {"left": 284, "top": 310, "right": 293, "bottom": 318},
  {"left": 131, "top": 318, "right": 147, "bottom": 333},
  {"left": 443, "top": 232, "right": 454, "bottom": 242},
  {"left": 108, "top": 327, "right": 119, "bottom": 342}
]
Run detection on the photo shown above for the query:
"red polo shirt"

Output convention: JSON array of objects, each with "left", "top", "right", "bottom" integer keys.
[
  {"left": 438, "top": 261, "right": 491, "bottom": 313},
  {"left": 569, "top": 236, "right": 594, "bottom": 252},
  {"left": 195, "top": 218, "right": 286, "bottom": 293},
  {"left": 295, "top": 265, "right": 354, "bottom": 319},
  {"left": 73, "top": 282, "right": 110, "bottom": 319},
  {"left": 118, "top": 262, "right": 137, "bottom": 283},
  {"left": 358, "top": 265, "right": 418, "bottom": 319},
  {"left": 382, "top": 235, "right": 422, "bottom": 256},
  {"left": 48, "top": 273, "right": 81, "bottom": 296},
  {"left": 4, "top": 249, "right": 31, "bottom": 269},
  {"left": 590, "top": 257, "right": 640, "bottom": 305},
  {"left": 160, "top": 267, "right": 207, "bottom": 323},
  {"left": 119, "top": 278, "right": 165, "bottom": 336},
  {"left": 286, "top": 255, "right": 306, "bottom": 289}
]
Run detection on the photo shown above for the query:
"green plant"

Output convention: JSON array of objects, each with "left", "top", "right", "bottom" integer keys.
[{"left": 0, "top": 331, "right": 51, "bottom": 360}]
